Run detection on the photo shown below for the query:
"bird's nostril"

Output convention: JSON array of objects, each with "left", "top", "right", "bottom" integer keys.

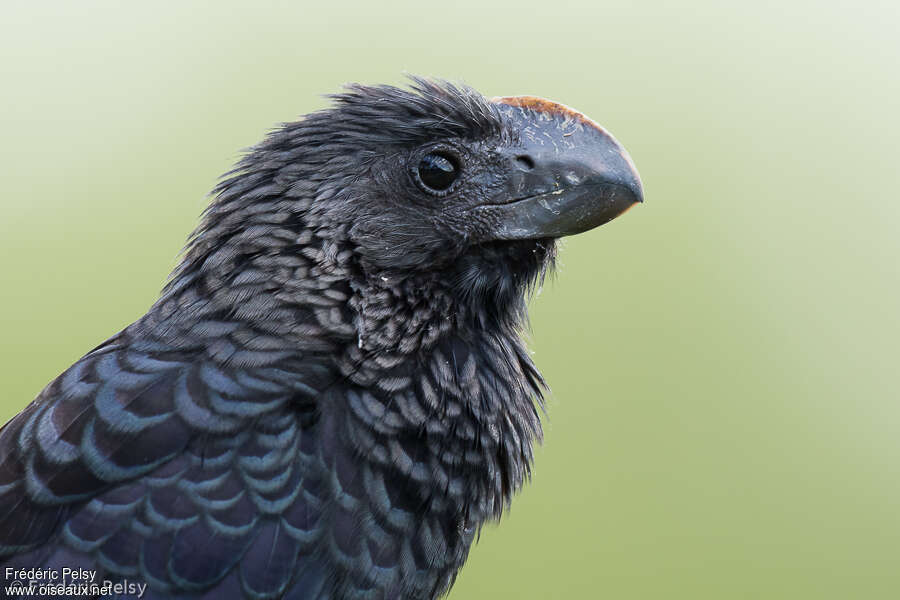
[{"left": 515, "top": 155, "right": 535, "bottom": 171}]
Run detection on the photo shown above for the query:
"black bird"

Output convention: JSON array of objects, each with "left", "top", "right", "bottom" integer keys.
[{"left": 0, "top": 79, "right": 642, "bottom": 599}]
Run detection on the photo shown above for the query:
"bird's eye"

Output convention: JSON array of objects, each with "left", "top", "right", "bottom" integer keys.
[{"left": 415, "top": 151, "right": 460, "bottom": 193}]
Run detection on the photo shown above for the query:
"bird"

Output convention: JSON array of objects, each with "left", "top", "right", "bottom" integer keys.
[{"left": 0, "top": 78, "right": 642, "bottom": 599}]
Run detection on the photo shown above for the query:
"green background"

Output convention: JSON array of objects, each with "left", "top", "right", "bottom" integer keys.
[{"left": 2, "top": 1, "right": 899, "bottom": 598}]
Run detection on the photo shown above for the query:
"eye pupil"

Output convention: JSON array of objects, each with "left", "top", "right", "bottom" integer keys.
[{"left": 417, "top": 152, "right": 459, "bottom": 192}]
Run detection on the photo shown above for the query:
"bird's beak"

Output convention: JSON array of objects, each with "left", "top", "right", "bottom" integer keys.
[{"left": 478, "top": 96, "right": 642, "bottom": 240}]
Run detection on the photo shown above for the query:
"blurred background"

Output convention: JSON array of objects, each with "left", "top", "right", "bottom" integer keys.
[{"left": 2, "top": 1, "right": 899, "bottom": 598}]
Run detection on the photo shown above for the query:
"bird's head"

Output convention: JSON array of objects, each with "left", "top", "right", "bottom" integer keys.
[{"left": 174, "top": 78, "right": 641, "bottom": 340}]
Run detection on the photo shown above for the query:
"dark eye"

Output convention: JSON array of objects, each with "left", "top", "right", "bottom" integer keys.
[{"left": 416, "top": 151, "right": 460, "bottom": 193}]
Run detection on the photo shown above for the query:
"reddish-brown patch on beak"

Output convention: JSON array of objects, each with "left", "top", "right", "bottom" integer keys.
[
  {"left": 491, "top": 95, "right": 641, "bottom": 190},
  {"left": 475, "top": 94, "right": 643, "bottom": 240},
  {"left": 491, "top": 96, "right": 610, "bottom": 135}
]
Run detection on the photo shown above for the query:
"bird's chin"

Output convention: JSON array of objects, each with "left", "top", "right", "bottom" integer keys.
[
  {"left": 469, "top": 237, "right": 557, "bottom": 276},
  {"left": 450, "top": 238, "right": 557, "bottom": 325}
]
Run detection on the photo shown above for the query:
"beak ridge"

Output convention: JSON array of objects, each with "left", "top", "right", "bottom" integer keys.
[{"left": 480, "top": 96, "right": 642, "bottom": 241}]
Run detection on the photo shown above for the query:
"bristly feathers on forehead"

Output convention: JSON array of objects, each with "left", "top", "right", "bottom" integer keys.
[
  {"left": 329, "top": 77, "right": 505, "bottom": 145},
  {"left": 272, "top": 77, "right": 507, "bottom": 151}
]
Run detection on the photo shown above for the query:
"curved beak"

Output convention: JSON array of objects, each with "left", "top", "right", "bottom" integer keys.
[{"left": 478, "top": 96, "right": 642, "bottom": 240}]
